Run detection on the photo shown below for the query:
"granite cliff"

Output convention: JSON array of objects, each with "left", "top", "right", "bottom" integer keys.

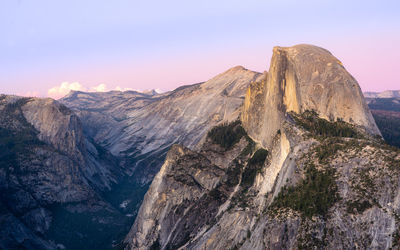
[
  {"left": 61, "top": 66, "right": 262, "bottom": 183},
  {"left": 0, "top": 66, "right": 260, "bottom": 249},
  {"left": 125, "top": 45, "right": 400, "bottom": 250},
  {"left": 242, "top": 44, "right": 380, "bottom": 149},
  {"left": 0, "top": 95, "right": 124, "bottom": 249}
]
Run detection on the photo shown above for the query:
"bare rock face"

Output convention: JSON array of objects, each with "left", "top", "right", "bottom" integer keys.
[
  {"left": 242, "top": 44, "right": 380, "bottom": 148},
  {"left": 125, "top": 45, "right": 399, "bottom": 250},
  {"left": 20, "top": 97, "right": 119, "bottom": 192},
  {"left": 124, "top": 115, "right": 400, "bottom": 250},
  {"left": 61, "top": 66, "right": 262, "bottom": 182},
  {"left": 0, "top": 95, "right": 123, "bottom": 250},
  {"left": 21, "top": 98, "right": 84, "bottom": 160},
  {"left": 124, "top": 123, "right": 251, "bottom": 249},
  {"left": 52, "top": 66, "right": 260, "bottom": 249}
]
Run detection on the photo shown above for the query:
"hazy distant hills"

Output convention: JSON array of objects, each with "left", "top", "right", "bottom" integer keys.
[
  {"left": 364, "top": 94, "right": 400, "bottom": 148},
  {"left": 364, "top": 90, "right": 400, "bottom": 98}
]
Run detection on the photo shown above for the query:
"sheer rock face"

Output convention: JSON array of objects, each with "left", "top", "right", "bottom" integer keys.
[
  {"left": 21, "top": 98, "right": 85, "bottom": 162},
  {"left": 125, "top": 45, "right": 398, "bottom": 250},
  {"left": 20, "top": 97, "right": 119, "bottom": 191},
  {"left": 124, "top": 134, "right": 250, "bottom": 249},
  {"left": 125, "top": 118, "right": 400, "bottom": 250},
  {"left": 242, "top": 44, "right": 380, "bottom": 148},
  {"left": 61, "top": 66, "right": 262, "bottom": 183},
  {"left": 0, "top": 95, "right": 121, "bottom": 250}
]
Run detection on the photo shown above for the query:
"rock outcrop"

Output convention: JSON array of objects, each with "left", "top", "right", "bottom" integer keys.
[
  {"left": 125, "top": 116, "right": 400, "bottom": 249},
  {"left": 0, "top": 66, "right": 261, "bottom": 249},
  {"left": 242, "top": 44, "right": 380, "bottom": 148},
  {"left": 61, "top": 66, "right": 262, "bottom": 183},
  {"left": 125, "top": 45, "right": 399, "bottom": 250},
  {"left": 0, "top": 95, "right": 123, "bottom": 250}
]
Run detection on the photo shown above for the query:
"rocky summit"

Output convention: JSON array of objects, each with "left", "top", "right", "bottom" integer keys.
[
  {"left": 124, "top": 45, "right": 400, "bottom": 250},
  {"left": 61, "top": 66, "right": 262, "bottom": 183},
  {"left": 242, "top": 44, "right": 380, "bottom": 149}
]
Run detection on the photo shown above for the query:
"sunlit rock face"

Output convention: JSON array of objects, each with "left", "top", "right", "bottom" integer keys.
[
  {"left": 61, "top": 66, "right": 263, "bottom": 183},
  {"left": 242, "top": 44, "right": 380, "bottom": 148},
  {"left": 125, "top": 45, "right": 398, "bottom": 250}
]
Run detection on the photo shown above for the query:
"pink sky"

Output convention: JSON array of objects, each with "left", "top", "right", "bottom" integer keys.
[
  {"left": 1, "top": 1, "right": 399, "bottom": 98},
  {"left": 11, "top": 34, "right": 399, "bottom": 99}
]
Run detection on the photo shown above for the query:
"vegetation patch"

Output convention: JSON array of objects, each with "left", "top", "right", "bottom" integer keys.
[
  {"left": 270, "top": 164, "right": 340, "bottom": 218},
  {"left": 225, "top": 158, "right": 243, "bottom": 188},
  {"left": 346, "top": 199, "right": 373, "bottom": 214},
  {"left": 372, "top": 111, "right": 400, "bottom": 148},
  {"left": 149, "top": 239, "right": 161, "bottom": 250},
  {"left": 313, "top": 137, "right": 362, "bottom": 164},
  {"left": 240, "top": 138, "right": 255, "bottom": 157},
  {"left": 315, "top": 141, "right": 343, "bottom": 163},
  {"left": 392, "top": 213, "right": 400, "bottom": 247},
  {"left": 207, "top": 120, "right": 246, "bottom": 150},
  {"left": 291, "top": 110, "right": 361, "bottom": 139},
  {"left": 240, "top": 148, "right": 269, "bottom": 189},
  {"left": 228, "top": 143, "right": 263, "bottom": 209},
  {"left": 248, "top": 148, "right": 268, "bottom": 166},
  {"left": 297, "top": 221, "right": 327, "bottom": 250},
  {"left": 368, "top": 98, "right": 400, "bottom": 112},
  {"left": 46, "top": 204, "right": 129, "bottom": 250}
]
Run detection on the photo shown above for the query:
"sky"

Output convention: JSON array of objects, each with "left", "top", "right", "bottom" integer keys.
[{"left": 0, "top": 0, "right": 399, "bottom": 99}]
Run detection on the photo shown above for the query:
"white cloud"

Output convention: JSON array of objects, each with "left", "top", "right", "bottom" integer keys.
[
  {"left": 47, "top": 82, "right": 86, "bottom": 99},
  {"left": 91, "top": 83, "right": 107, "bottom": 92},
  {"left": 115, "top": 86, "right": 134, "bottom": 91},
  {"left": 47, "top": 82, "right": 157, "bottom": 99}
]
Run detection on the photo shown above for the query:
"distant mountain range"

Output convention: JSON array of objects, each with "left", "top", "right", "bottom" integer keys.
[
  {"left": 364, "top": 94, "right": 400, "bottom": 148},
  {"left": 364, "top": 90, "right": 400, "bottom": 98}
]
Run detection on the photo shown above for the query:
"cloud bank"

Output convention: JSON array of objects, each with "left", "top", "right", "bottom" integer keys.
[
  {"left": 47, "top": 82, "right": 86, "bottom": 99},
  {"left": 91, "top": 83, "right": 107, "bottom": 92},
  {"left": 47, "top": 82, "right": 112, "bottom": 99},
  {"left": 47, "top": 82, "right": 161, "bottom": 99}
]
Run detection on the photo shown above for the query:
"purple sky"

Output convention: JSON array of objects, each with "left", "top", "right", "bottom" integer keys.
[{"left": 0, "top": 0, "right": 399, "bottom": 98}]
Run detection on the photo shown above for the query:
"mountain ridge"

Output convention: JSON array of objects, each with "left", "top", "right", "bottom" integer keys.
[
  {"left": 0, "top": 65, "right": 261, "bottom": 249},
  {"left": 242, "top": 44, "right": 380, "bottom": 149},
  {"left": 364, "top": 90, "right": 400, "bottom": 98},
  {"left": 1, "top": 45, "right": 399, "bottom": 250},
  {"left": 124, "top": 44, "right": 399, "bottom": 250},
  {"left": 61, "top": 65, "right": 262, "bottom": 183}
]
